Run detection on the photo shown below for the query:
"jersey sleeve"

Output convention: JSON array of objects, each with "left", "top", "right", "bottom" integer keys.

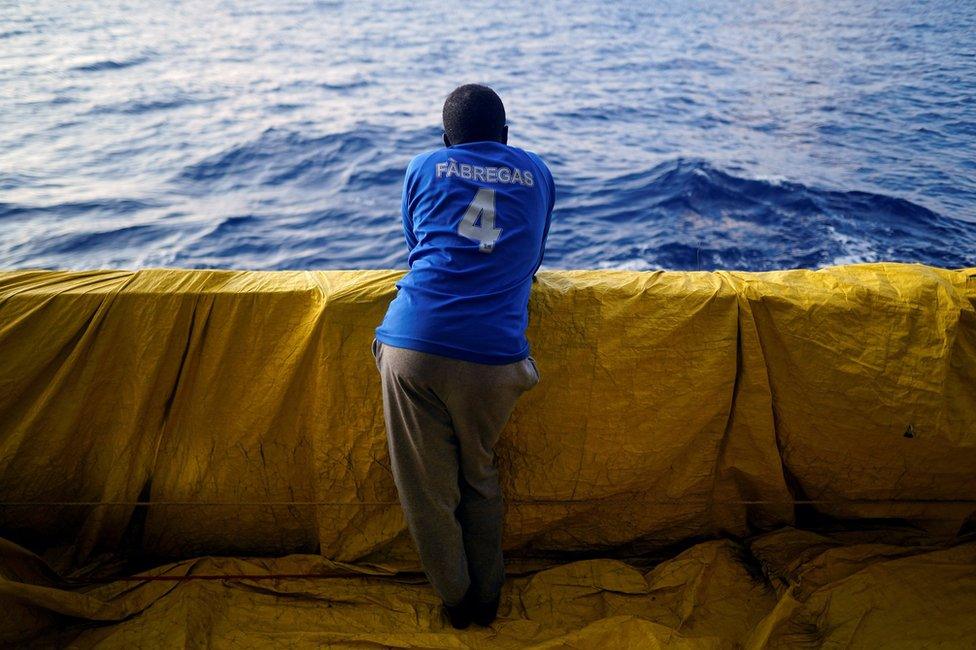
[
  {"left": 528, "top": 153, "right": 556, "bottom": 275},
  {"left": 400, "top": 155, "right": 422, "bottom": 252},
  {"left": 546, "top": 164, "right": 556, "bottom": 217}
]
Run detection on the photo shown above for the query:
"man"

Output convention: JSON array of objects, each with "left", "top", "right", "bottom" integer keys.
[{"left": 371, "top": 84, "right": 555, "bottom": 629}]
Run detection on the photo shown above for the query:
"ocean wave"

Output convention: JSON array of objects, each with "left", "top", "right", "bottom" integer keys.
[
  {"left": 70, "top": 54, "right": 152, "bottom": 72},
  {"left": 319, "top": 78, "right": 371, "bottom": 91},
  {"left": 552, "top": 159, "right": 976, "bottom": 271},
  {"left": 27, "top": 223, "right": 172, "bottom": 256},
  {"left": 4, "top": 155, "right": 974, "bottom": 272},
  {"left": 0, "top": 198, "right": 160, "bottom": 221},
  {"left": 86, "top": 94, "right": 210, "bottom": 115},
  {"left": 3, "top": 0, "right": 975, "bottom": 271},
  {"left": 174, "top": 126, "right": 395, "bottom": 190},
  {"left": 0, "top": 172, "right": 44, "bottom": 192}
]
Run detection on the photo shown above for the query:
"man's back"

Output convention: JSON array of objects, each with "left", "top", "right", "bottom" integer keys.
[
  {"left": 375, "top": 139, "right": 555, "bottom": 364},
  {"left": 373, "top": 83, "right": 552, "bottom": 630}
]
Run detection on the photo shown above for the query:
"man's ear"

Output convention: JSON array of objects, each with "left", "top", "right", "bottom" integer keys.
[
  {"left": 500, "top": 125, "right": 508, "bottom": 145},
  {"left": 443, "top": 132, "right": 451, "bottom": 148}
]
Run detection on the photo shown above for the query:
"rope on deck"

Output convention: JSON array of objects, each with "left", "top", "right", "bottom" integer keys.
[{"left": 1, "top": 498, "right": 974, "bottom": 506}]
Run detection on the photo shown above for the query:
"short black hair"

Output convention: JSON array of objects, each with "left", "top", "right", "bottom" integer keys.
[{"left": 442, "top": 84, "right": 506, "bottom": 145}]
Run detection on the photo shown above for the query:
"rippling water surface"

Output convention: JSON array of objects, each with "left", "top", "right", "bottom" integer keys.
[{"left": 2, "top": 0, "right": 975, "bottom": 271}]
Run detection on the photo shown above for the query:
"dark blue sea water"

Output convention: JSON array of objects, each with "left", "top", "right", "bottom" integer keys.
[{"left": 2, "top": 1, "right": 975, "bottom": 271}]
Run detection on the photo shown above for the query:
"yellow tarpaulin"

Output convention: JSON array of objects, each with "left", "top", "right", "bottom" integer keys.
[
  {"left": 3, "top": 529, "right": 972, "bottom": 648},
  {"left": 1, "top": 264, "right": 974, "bottom": 646}
]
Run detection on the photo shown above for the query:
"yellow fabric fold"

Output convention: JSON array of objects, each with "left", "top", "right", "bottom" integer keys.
[{"left": 1, "top": 264, "right": 974, "bottom": 646}]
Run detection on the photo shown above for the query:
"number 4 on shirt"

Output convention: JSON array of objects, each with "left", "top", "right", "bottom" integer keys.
[{"left": 458, "top": 188, "right": 502, "bottom": 253}]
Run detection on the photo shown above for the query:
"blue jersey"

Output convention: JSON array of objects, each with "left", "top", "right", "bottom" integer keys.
[{"left": 375, "top": 140, "right": 555, "bottom": 364}]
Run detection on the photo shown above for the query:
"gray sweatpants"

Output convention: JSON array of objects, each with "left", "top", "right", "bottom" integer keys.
[{"left": 371, "top": 338, "right": 540, "bottom": 606}]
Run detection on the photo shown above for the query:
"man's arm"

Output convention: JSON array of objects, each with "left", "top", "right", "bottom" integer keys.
[
  {"left": 401, "top": 161, "right": 419, "bottom": 252},
  {"left": 532, "top": 163, "right": 556, "bottom": 282},
  {"left": 400, "top": 156, "right": 420, "bottom": 250}
]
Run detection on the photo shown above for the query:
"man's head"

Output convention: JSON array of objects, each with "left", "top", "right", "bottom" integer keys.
[{"left": 442, "top": 84, "right": 508, "bottom": 147}]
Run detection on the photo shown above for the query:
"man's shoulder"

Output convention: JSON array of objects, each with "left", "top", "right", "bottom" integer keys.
[
  {"left": 406, "top": 149, "right": 442, "bottom": 175},
  {"left": 529, "top": 152, "right": 554, "bottom": 182},
  {"left": 505, "top": 146, "right": 552, "bottom": 182},
  {"left": 512, "top": 146, "right": 546, "bottom": 166}
]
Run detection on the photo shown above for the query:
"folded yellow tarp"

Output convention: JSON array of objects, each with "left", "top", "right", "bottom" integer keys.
[
  {"left": 1, "top": 264, "right": 974, "bottom": 646},
  {"left": 3, "top": 528, "right": 974, "bottom": 647}
]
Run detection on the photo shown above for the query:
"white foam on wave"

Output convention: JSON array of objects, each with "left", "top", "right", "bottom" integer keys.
[{"left": 824, "top": 225, "right": 880, "bottom": 267}]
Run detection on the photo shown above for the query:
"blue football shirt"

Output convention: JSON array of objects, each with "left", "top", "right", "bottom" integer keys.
[{"left": 375, "top": 140, "right": 555, "bottom": 364}]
